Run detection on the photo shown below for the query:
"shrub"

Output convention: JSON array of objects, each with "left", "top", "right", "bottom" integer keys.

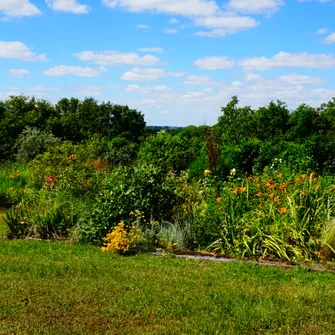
[
  {"left": 16, "top": 127, "right": 60, "bottom": 163},
  {"left": 101, "top": 221, "right": 144, "bottom": 254}
]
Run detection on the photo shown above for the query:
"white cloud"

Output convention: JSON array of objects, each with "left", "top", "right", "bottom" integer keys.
[
  {"left": 9, "top": 69, "right": 30, "bottom": 78},
  {"left": 75, "top": 50, "right": 161, "bottom": 66},
  {"left": 227, "top": 0, "right": 284, "bottom": 14},
  {"left": 102, "top": 1, "right": 264, "bottom": 38},
  {"left": 45, "top": 0, "right": 91, "bottom": 14},
  {"left": 238, "top": 51, "right": 335, "bottom": 72},
  {"left": 125, "top": 84, "right": 171, "bottom": 94},
  {"left": 244, "top": 73, "right": 262, "bottom": 81},
  {"left": 183, "top": 75, "right": 221, "bottom": 85},
  {"left": 137, "top": 24, "right": 150, "bottom": 29},
  {"left": 73, "top": 85, "right": 118, "bottom": 96},
  {"left": 323, "top": 32, "right": 335, "bottom": 44},
  {"left": 0, "top": 91, "right": 20, "bottom": 100},
  {"left": 43, "top": 65, "right": 107, "bottom": 77},
  {"left": 26, "top": 86, "right": 61, "bottom": 98},
  {"left": 102, "top": 0, "right": 219, "bottom": 17},
  {"left": 194, "top": 56, "right": 235, "bottom": 69},
  {"left": 169, "top": 17, "right": 179, "bottom": 24},
  {"left": 194, "top": 15, "right": 259, "bottom": 36},
  {"left": 121, "top": 68, "right": 166, "bottom": 81},
  {"left": 168, "top": 71, "right": 186, "bottom": 77},
  {"left": 164, "top": 28, "right": 177, "bottom": 34},
  {"left": 317, "top": 27, "right": 328, "bottom": 35},
  {"left": 121, "top": 68, "right": 185, "bottom": 81},
  {"left": 0, "top": 41, "right": 47, "bottom": 61},
  {"left": 298, "top": 0, "right": 334, "bottom": 3},
  {"left": 276, "top": 73, "right": 326, "bottom": 85},
  {"left": 138, "top": 47, "right": 164, "bottom": 53},
  {"left": 0, "top": 0, "right": 41, "bottom": 19}
]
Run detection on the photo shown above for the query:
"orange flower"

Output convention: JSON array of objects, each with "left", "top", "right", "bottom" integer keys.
[
  {"left": 256, "top": 183, "right": 261, "bottom": 189},
  {"left": 295, "top": 178, "right": 301, "bottom": 184},
  {"left": 301, "top": 174, "right": 307, "bottom": 179},
  {"left": 233, "top": 188, "right": 239, "bottom": 195},
  {"left": 277, "top": 173, "right": 283, "bottom": 179},
  {"left": 9, "top": 174, "right": 15, "bottom": 179},
  {"left": 239, "top": 187, "right": 247, "bottom": 193},
  {"left": 256, "top": 192, "right": 262, "bottom": 197},
  {"left": 216, "top": 197, "right": 222, "bottom": 202},
  {"left": 313, "top": 178, "right": 318, "bottom": 183},
  {"left": 279, "top": 207, "right": 287, "bottom": 213},
  {"left": 301, "top": 191, "right": 307, "bottom": 196},
  {"left": 274, "top": 196, "right": 280, "bottom": 203},
  {"left": 267, "top": 178, "right": 275, "bottom": 184},
  {"left": 311, "top": 172, "right": 316, "bottom": 177},
  {"left": 269, "top": 193, "right": 275, "bottom": 198},
  {"left": 278, "top": 182, "right": 290, "bottom": 192}
]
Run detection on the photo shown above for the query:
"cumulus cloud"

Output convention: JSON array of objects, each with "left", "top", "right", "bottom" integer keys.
[
  {"left": 102, "top": 0, "right": 268, "bottom": 38},
  {"left": 138, "top": 47, "right": 164, "bottom": 53},
  {"left": 195, "top": 52, "right": 335, "bottom": 72},
  {"left": 125, "top": 84, "right": 171, "bottom": 94},
  {"left": 183, "top": 75, "right": 221, "bottom": 85},
  {"left": 169, "top": 17, "right": 179, "bottom": 24},
  {"left": 323, "top": 32, "right": 335, "bottom": 44},
  {"left": 0, "top": 0, "right": 41, "bottom": 19},
  {"left": 194, "top": 14, "right": 259, "bottom": 37},
  {"left": 43, "top": 65, "right": 107, "bottom": 77},
  {"left": 75, "top": 50, "right": 161, "bottom": 66},
  {"left": 164, "top": 28, "right": 178, "bottom": 34},
  {"left": 45, "top": 0, "right": 91, "bottom": 14},
  {"left": 276, "top": 73, "right": 326, "bottom": 85},
  {"left": 317, "top": 28, "right": 328, "bottom": 35},
  {"left": 9, "top": 69, "right": 30, "bottom": 78},
  {"left": 227, "top": 0, "right": 284, "bottom": 14},
  {"left": 102, "top": 0, "right": 219, "bottom": 17},
  {"left": 194, "top": 56, "right": 235, "bottom": 69},
  {"left": 121, "top": 68, "right": 185, "bottom": 81},
  {"left": 0, "top": 41, "right": 47, "bottom": 61},
  {"left": 137, "top": 24, "right": 150, "bottom": 29},
  {"left": 238, "top": 51, "right": 335, "bottom": 72}
]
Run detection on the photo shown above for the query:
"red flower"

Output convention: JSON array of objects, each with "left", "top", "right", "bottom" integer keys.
[{"left": 45, "top": 176, "right": 56, "bottom": 184}]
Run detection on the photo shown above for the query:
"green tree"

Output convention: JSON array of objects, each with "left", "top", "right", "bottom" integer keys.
[{"left": 216, "top": 96, "right": 256, "bottom": 143}]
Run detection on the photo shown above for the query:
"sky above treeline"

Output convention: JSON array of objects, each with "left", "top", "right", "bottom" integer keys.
[{"left": 1, "top": 0, "right": 335, "bottom": 126}]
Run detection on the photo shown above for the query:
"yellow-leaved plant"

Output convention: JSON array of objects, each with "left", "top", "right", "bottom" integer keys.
[{"left": 101, "top": 221, "right": 144, "bottom": 254}]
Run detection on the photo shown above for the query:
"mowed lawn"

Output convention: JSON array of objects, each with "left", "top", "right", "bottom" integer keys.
[{"left": 0, "top": 221, "right": 335, "bottom": 334}]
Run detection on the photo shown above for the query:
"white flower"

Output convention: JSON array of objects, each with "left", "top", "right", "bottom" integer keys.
[{"left": 230, "top": 168, "right": 236, "bottom": 176}]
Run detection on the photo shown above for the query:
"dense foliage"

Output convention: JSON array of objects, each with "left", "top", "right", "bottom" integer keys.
[{"left": 0, "top": 95, "right": 335, "bottom": 262}]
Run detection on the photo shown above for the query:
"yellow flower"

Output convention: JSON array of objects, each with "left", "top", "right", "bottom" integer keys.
[{"left": 204, "top": 170, "right": 212, "bottom": 175}]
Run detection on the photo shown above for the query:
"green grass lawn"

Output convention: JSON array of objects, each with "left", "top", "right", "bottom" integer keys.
[{"left": 0, "top": 240, "right": 334, "bottom": 335}]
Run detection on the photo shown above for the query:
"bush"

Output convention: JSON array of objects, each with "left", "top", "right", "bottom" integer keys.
[
  {"left": 78, "top": 164, "right": 193, "bottom": 243},
  {"left": 16, "top": 127, "right": 60, "bottom": 163}
]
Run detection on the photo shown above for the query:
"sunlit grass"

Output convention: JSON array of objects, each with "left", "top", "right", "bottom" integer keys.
[{"left": 0, "top": 240, "right": 335, "bottom": 334}]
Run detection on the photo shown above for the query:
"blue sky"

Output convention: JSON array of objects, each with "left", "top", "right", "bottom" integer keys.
[{"left": 1, "top": 0, "right": 335, "bottom": 126}]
